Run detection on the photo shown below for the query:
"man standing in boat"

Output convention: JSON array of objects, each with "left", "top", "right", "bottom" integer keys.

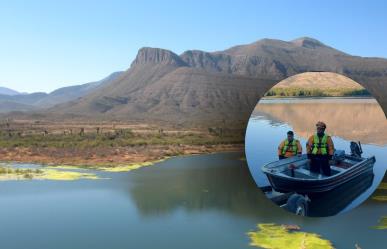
[
  {"left": 278, "top": 131, "right": 302, "bottom": 160},
  {"left": 307, "top": 121, "right": 335, "bottom": 176}
]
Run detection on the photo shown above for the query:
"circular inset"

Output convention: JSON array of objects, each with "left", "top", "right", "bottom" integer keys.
[{"left": 245, "top": 72, "right": 387, "bottom": 217}]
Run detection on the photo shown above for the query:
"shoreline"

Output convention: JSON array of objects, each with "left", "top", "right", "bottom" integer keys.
[{"left": 0, "top": 144, "right": 244, "bottom": 168}]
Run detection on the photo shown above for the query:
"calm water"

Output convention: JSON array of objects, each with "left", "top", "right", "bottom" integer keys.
[
  {"left": 0, "top": 152, "right": 386, "bottom": 248},
  {"left": 245, "top": 97, "right": 387, "bottom": 215}
]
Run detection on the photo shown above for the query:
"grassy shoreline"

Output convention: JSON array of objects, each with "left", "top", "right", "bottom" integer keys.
[
  {"left": 0, "top": 123, "right": 245, "bottom": 167},
  {"left": 265, "top": 87, "right": 370, "bottom": 97}
]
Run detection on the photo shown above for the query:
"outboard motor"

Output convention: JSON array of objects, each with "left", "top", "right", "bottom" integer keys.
[
  {"left": 333, "top": 149, "right": 345, "bottom": 163},
  {"left": 350, "top": 141, "right": 363, "bottom": 158}
]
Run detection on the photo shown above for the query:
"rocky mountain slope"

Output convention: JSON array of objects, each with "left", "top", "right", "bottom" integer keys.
[
  {"left": 4, "top": 37, "right": 387, "bottom": 125},
  {"left": 50, "top": 37, "right": 387, "bottom": 125}
]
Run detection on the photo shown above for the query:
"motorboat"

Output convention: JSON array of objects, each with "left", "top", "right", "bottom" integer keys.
[{"left": 261, "top": 142, "right": 376, "bottom": 194}]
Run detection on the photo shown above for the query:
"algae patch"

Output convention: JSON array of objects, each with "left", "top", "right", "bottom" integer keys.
[
  {"left": 372, "top": 195, "right": 387, "bottom": 201},
  {"left": 248, "top": 223, "right": 334, "bottom": 249},
  {"left": 377, "top": 182, "right": 387, "bottom": 190},
  {"left": 46, "top": 158, "right": 169, "bottom": 173},
  {"left": 38, "top": 169, "right": 100, "bottom": 181},
  {"left": 97, "top": 158, "right": 168, "bottom": 172},
  {"left": 0, "top": 157, "right": 169, "bottom": 181},
  {"left": 373, "top": 216, "right": 387, "bottom": 230},
  {"left": 0, "top": 166, "right": 101, "bottom": 181}
]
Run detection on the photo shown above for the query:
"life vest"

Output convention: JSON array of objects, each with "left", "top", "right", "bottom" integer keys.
[
  {"left": 312, "top": 134, "right": 328, "bottom": 155},
  {"left": 282, "top": 139, "right": 298, "bottom": 156}
]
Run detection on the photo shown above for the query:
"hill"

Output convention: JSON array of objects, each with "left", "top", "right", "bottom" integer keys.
[
  {"left": 0, "top": 71, "right": 123, "bottom": 112},
  {"left": 4, "top": 37, "right": 387, "bottom": 126},
  {"left": 266, "top": 72, "right": 369, "bottom": 97},
  {"left": 0, "top": 87, "right": 21, "bottom": 96},
  {"left": 49, "top": 37, "right": 387, "bottom": 125}
]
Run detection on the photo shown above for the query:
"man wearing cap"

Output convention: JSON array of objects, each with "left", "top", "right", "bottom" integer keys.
[
  {"left": 278, "top": 131, "right": 302, "bottom": 160},
  {"left": 306, "top": 121, "right": 335, "bottom": 176}
]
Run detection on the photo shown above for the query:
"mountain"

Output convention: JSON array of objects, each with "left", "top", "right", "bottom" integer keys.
[
  {"left": 49, "top": 37, "right": 387, "bottom": 126},
  {"left": 35, "top": 71, "right": 123, "bottom": 107},
  {"left": 51, "top": 47, "right": 276, "bottom": 124},
  {"left": 0, "top": 87, "right": 21, "bottom": 96},
  {"left": 0, "top": 71, "right": 123, "bottom": 112},
  {"left": 273, "top": 72, "right": 364, "bottom": 89},
  {"left": 0, "top": 101, "right": 38, "bottom": 113}
]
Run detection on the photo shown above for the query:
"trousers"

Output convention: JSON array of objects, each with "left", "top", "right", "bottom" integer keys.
[{"left": 309, "top": 155, "right": 331, "bottom": 176}]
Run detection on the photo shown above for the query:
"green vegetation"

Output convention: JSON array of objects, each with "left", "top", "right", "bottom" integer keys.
[
  {"left": 373, "top": 216, "right": 387, "bottom": 230},
  {"left": 247, "top": 223, "right": 334, "bottom": 249},
  {"left": 0, "top": 165, "right": 101, "bottom": 181},
  {"left": 372, "top": 196, "right": 387, "bottom": 201},
  {"left": 47, "top": 158, "right": 168, "bottom": 173},
  {"left": 264, "top": 87, "right": 370, "bottom": 97},
  {"left": 0, "top": 166, "right": 42, "bottom": 176},
  {"left": 377, "top": 182, "right": 387, "bottom": 190},
  {"left": 0, "top": 128, "right": 244, "bottom": 149}
]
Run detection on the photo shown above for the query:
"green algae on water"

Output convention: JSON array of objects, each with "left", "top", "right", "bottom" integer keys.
[
  {"left": 372, "top": 195, "right": 387, "bottom": 201},
  {"left": 0, "top": 166, "right": 102, "bottom": 181},
  {"left": 247, "top": 223, "right": 334, "bottom": 249},
  {"left": 46, "top": 158, "right": 169, "bottom": 173},
  {"left": 377, "top": 182, "right": 387, "bottom": 190},
  {"left": 96, "top": 158, "right": 168, "bottom": 172},
  {"left": 373, "top": 216, "right": 387, "bottom": 230}
]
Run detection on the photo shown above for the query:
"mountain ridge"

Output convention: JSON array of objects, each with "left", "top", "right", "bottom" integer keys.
[
  {"left": 3, "top": 37, "right": 387, "bottom": 126},
  {"left": 0, "top": 87, "right": 22, "bottom": 96},
  {"left": 0, "top": 71, "right": 123, "bottom": 113}
]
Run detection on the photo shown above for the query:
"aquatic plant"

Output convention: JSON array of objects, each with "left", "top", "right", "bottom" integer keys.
[
  {"left": 0, "top": 166, "right": 102, "bottom": 181},
  {"left": 247, "top": 223, "right": 334, "bottom": 249},
  {"left": 373, "top": 216, "right": 387, "bottom": 230},
  {"left": 372, "top": 196, "right": 387, "bottom": 201},
  {"left": 97, "top": 158, "right": 168, "bottom": 172},
  {"left": 377, "top": 182, "right": 387, "bottom": 190},
  {"left": 39, "top": 169, "right": 101, "bottom": 180},
  {"left": 46, "top": 157, "right": 168, "bottom": 173}
]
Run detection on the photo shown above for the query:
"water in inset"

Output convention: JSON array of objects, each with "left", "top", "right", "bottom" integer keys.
[{"left": 246, "top": 97, "right": 387, "bottom": 216}]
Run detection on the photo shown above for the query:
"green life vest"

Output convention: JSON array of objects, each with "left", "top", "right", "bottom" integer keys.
[
  {"left": 312, "top": 134, "right": 328, "bottom": 155},
  {"left": 282, "top": 139, "right": 298, "bottom": 155}
]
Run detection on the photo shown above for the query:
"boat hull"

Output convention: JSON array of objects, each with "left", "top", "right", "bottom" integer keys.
[{"left": 264, "top": 156, "right": 375, "bottom": 194}]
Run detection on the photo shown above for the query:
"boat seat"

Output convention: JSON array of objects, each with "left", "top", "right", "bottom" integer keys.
[
  {"left": 296, "top": 168, "right": 328, "bottom": 179},
  {"left": 330, "top": 166, "right": 346, "bottom": 173}
]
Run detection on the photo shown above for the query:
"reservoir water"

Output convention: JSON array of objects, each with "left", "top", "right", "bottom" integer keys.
[{"left": 1, "top": 97, "right": 387, "bottom": 248}]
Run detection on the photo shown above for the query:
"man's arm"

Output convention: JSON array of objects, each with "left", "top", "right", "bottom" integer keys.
[
  {"left": 327, "top": 136, "right": 335, "bottom": 157},
  {"left": 278, "top": 141, "right": 284, "bottom": 156},
  {"left": 306, "top": 136, "right": 313, "bottom": 159},
  {"left": 297, "top": 140, "right": 302, "bottom": 154},
  {"left": 278, "top": 141, "right": 285, "bottom": 159}
]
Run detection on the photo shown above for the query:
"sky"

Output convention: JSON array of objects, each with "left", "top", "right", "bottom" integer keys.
[{"left": 1, "top": 0, "right": 387, "bottom": 93}]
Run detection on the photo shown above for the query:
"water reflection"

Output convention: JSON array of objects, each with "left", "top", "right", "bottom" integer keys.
[
  {"left": 0, "top": 153, "right": 387, "bottom": 248},
  {"left": 254, "top": 98, "right": 387, "bottom": 145},
  {"left": 127, "top": 153, "right": 282, "bottom": 219}
]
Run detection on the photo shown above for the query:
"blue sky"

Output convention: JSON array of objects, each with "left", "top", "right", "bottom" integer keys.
[{"left": 1, "top": 0, "right": 387, "bottom": 93}]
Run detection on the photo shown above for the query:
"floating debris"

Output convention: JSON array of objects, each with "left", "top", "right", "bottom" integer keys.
[{"left": 247, "top": 223, "right": 334, "bottom": 249}]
